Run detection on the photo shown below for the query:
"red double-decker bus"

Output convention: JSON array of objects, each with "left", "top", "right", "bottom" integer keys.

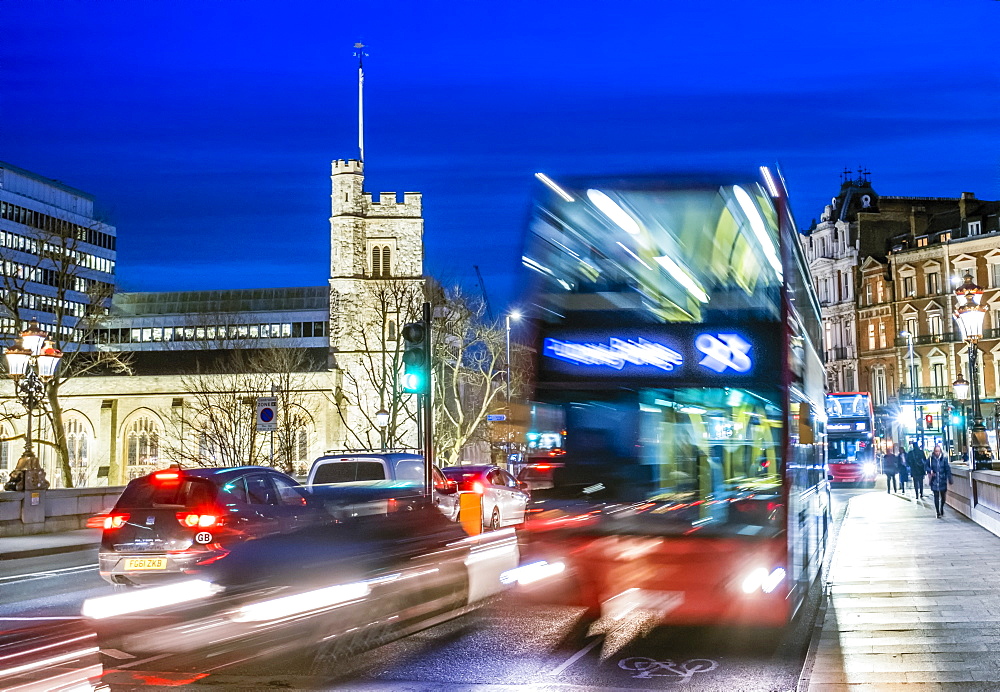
[
  {"left": 825, "top": 392, "right": 877, "bottom": 487},
  {"left": 517, "top": 168, "right": 829, "bottom": 627}
]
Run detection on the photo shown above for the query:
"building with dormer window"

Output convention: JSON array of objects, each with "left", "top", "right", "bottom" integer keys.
[{"left": 804, "top": 175, "right": 1000, "bottom": 455}]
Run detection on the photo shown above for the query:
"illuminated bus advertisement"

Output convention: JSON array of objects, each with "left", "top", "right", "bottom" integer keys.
[
  {"left": 825, "top": 392, "right": 877, "bottom": 487},
  {"left": 518, "top": 171, "right": 829, "bottom": 627}
]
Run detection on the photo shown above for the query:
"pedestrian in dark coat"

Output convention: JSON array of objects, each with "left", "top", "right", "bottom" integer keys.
[
  {"left": 926, "top": 446, "right": 954, "bottom": 518},
  {"left": 898, "top": 444, "right": 915, "bottom": 492},
  {"left": 882, "top": 449, "right": 899, "bottom": 493},
  {"left": 908, "top": 444, "right": 928, "bottom": 499}
]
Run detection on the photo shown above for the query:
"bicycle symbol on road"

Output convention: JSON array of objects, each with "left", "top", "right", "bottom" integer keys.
[{"left": 618, "top": 657, "right": 718, "bottom": 682}]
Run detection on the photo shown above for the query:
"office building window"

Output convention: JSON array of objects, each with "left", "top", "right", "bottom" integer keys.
[
  {"left": 878, "top": 322, "right": 886, "bottom": 349},
  {"left": 969, "top": 221, "right": 982, "bottom": 236},
  {"left": 903, "top": 276, "right": 916, "bottom": 296},
  {"left": 868, "top": 324, "right": 876, "bottom": 350}
]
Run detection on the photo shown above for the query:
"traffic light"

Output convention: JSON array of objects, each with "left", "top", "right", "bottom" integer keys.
[
  {"left": 401, "top": 321, "right": 428, "bottom": 393},
  {"left": 925, "top": 413, "right": 934, "bottom": 429},
  {"left": 951, "top": 409, "right": 964, "bottom": 426}
]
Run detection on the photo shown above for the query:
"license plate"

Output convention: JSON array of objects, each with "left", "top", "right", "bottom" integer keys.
[{"left": 123, "top": 557, "right": 167, "bottom": 570}]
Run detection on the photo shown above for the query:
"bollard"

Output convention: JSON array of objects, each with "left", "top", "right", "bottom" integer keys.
[{"left": 459, "top": 491, "right": 483, "bottom": 536}]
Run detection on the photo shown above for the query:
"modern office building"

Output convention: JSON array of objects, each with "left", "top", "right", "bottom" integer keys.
[{"left": 0, "top": 160, "right": 116, "bottom": 342}]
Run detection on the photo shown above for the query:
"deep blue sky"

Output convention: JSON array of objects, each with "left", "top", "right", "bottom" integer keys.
[{"left": 3, "top": 0, "right": 998, "bottom": 310}]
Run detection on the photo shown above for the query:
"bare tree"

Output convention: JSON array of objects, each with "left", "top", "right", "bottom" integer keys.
[
  {"left": 331, "top": 278, "right": 424, "bottom": 451},
  {"left": 163, "top": 347, "right": 319, "bottom": 474},
  {"left": 0, "top": 221, "right": 131, "bottom": 487},
  {"left": 431, "top": 287, "right": 515, "bottom": 466}
]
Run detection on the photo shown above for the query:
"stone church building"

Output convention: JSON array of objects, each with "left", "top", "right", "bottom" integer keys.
[{"left": 1, "top": 158, "right": 426, "bottom": 487}]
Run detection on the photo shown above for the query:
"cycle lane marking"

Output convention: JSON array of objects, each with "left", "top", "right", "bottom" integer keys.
[{"left": 547, "top": 636, "right": 602, "bottom": 676}]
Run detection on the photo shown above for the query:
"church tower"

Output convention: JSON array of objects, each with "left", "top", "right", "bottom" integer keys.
[{"left": 327, "top": 46, "right": 426, "bottom": 450}]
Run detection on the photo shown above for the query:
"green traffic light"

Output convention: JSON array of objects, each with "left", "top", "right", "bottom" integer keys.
[{"left": 402, "top": 372, "right": 423, "bottom": 393}]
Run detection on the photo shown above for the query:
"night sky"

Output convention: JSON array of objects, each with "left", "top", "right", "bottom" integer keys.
[{"left": 3, "top": 0, "right": 998, "bottom": 311}]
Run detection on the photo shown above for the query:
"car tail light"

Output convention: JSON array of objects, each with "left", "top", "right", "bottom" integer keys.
[
  {"left": 104, "top": 513, "right": 130, "bottom": 530},
  {"left": 176, "top": 513, "right": 218, "bottom": 528},
  {"left": 534, "top": 464, "right": 552, "bottom": 470},
  {"left": 153, "top": 470, "right": 181, "bottom": 482},
  {"left": 87, "top": 513, "right": 109, "bottom": 529},
  {"left": 473, "top": 481, "right": 485, "bottom": 494}
]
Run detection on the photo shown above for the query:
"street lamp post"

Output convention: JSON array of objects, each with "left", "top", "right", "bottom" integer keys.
[
  {"left": 953, "top": 273, "right": 994, "bottom": 469},
  {"left": 901, "top": 329, "right": 920, "bottom": 447},
  {"left": 3, "top": 320, "right": 62, "bottom": 490},
  {"left": 953, "top": 370, "right": 970, "bottom": 459},
  {"left": 505, "top": 311, "right": 521, "bottom": 465},
  {"left": 375, "top": 408, "right": 389, "bottom": 452}
]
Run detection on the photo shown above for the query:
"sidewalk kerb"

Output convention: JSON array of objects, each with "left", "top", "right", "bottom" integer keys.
[{"left": 0, "top": 541, "right": 99, "bottom": 561}]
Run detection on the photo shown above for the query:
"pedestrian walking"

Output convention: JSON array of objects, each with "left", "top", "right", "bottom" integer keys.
[
  {"left": 926, "top": 444, "right": 954, "bottom": 518},
  {"left": 882, "top": 448, "right": 899, "bottom": 493},
  {"left": 898, "top": 444, "right": 913, "bottom": 493},
  {"left": 908, "top": 443, "right": 927, "bottom": 499}
]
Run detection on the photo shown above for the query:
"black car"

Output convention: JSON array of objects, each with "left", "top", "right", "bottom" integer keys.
[{"left": 99, "top": 466, "right": 322, "bottom": 587}]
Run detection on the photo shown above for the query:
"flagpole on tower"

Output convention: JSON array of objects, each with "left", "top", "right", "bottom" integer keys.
[{"left": 354, "top": 42, "right": 366, "bottom": 164}]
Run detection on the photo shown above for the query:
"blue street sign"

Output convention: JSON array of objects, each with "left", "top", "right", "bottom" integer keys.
[{"left": 487, "top": 414, "right": 506, "bottom": 422}]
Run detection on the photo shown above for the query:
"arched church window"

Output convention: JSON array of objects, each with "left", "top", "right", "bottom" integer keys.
[
  {"left": 65, "top": 417, "right": 91, "bottom": 486},
  {"left": 0, "top": 428, "right": 10, "bottom": 472},
  {"left": 372, "top": 246, "right": 382, "bottom": 277},
  {"left": 125, "top": 416, "right": 161, "bottom": 480},
  {"left": 297, "top": 428, "right": 309, "bottom": 463},
  {"left": 381, "top": 247, "right": 392, "bottom": 277},
  {"left": 198, "top": 432, "right": 217, "bottom": 465},
  {"left": 387, "top": 319, "right": 397, "bottom": 341}
]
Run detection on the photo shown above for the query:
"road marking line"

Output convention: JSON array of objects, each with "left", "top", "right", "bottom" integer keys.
[
  {"left": 0, "top": 565, "right": 98, "bottom": 584},
  {"left": 547, "top": 636, "right": 601, "bottom": 676},
  {"left": 101, "top": 648, "right": 136, "bottom": 660},
  {"left": 115, "top": 652, "right": 172, "bottom": 669}
]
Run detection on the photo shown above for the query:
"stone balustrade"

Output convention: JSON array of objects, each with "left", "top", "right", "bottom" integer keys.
[
  {"left": 948, "top": 466, "right": 1000, "bottom": 537},
  {"left": 0, "top": 486, "right": 125, "bottom": 537}
]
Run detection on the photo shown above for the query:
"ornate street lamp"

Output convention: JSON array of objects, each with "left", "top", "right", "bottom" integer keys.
[
  {"left": 953, "top": 374, "right": 970, "bottom": 402},
  {"left": 954, "top": 273, "right": 993, "bottom": 469},
  {"left": 375, "top": 408, "right": 389, "bottom": 451},
  {"left": 4, "top": 320, "right": 62, "bottom": 490},
  {"left": 953, "top": 372, "right": 970, "bottom": 459},
  {"left": 900, "top": 329, "right": 920, "bottom": 447}
]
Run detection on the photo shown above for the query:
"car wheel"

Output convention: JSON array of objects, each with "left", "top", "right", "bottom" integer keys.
[{"left": 489, "top": 507, "right": 501, "bottom": 531}]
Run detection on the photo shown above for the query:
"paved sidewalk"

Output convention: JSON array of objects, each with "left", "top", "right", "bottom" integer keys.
[
  {"left": 801, "top": 489, "right": 1000, "bottom": 690},
  {"left": 0, "top": 528, "right": 101, "bottom": 561}
]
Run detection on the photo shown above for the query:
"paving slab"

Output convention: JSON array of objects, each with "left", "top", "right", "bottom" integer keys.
[{"left": 800, "top": 490, "right": 1000, "bottom": 690}]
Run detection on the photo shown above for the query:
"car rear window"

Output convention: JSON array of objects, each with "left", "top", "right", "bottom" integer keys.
[
  {"left": 116, "top": 477, "right": 217, "bottom": 509},
  {"left": 441, "top": 467, "right": 484, "bottom": 491},
  {"left": 313, "top": 461, "right": 387, "bottom": 484},
  {"left": 395, "top": 459, "right": 424, "bottom": 481}
]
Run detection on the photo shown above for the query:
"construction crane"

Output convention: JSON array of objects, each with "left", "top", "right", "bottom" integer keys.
[{"left": 474, "top": 265, "right": 495, "bottom": 322}]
